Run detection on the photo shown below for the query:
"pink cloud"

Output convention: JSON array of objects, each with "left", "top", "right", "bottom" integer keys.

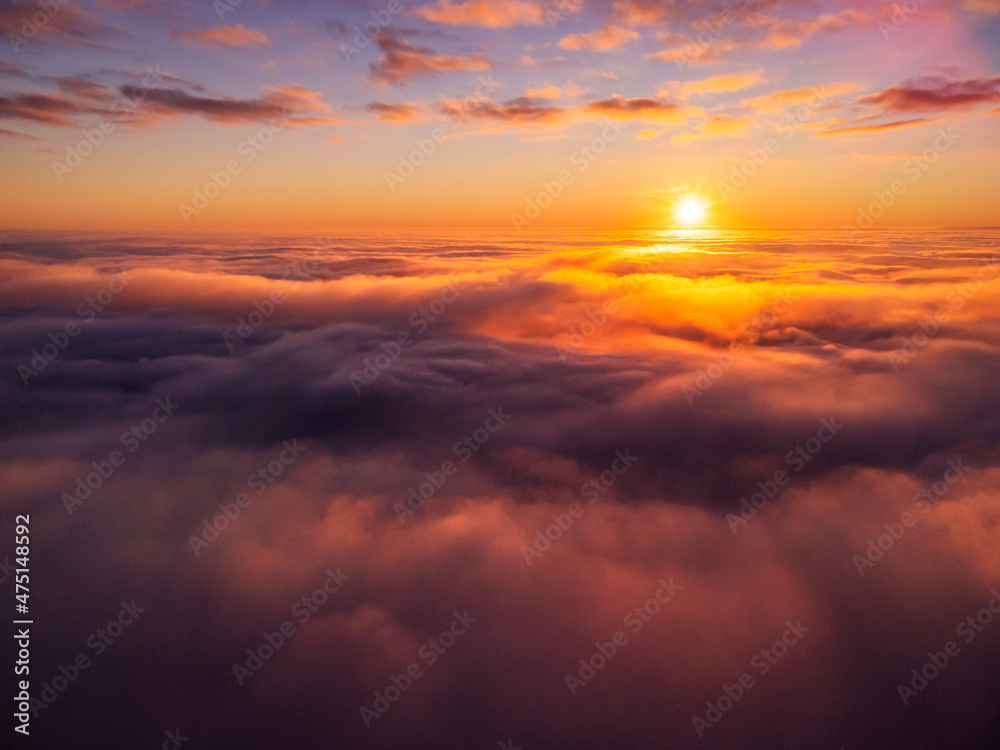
[
  {"left": 559, "top": 25, "right": 640, "bottom": 52},
  {"left": 170, "top": 24, "right": 271, "bottom": 49},
  {"left": 415, "top": 0, "right": 549, "bottom": 27}
]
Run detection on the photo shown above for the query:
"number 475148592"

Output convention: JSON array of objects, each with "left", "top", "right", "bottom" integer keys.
[{"left": 14, "top": 514, "right": 29, "bottom": 614}]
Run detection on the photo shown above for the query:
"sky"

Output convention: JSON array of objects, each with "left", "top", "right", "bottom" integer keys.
[
  {"left": 3, "top": 4, "right": 1000, "bottom": 746},
  {"left": 1, "top": 0, "right": 1000, "bottom": 231}
]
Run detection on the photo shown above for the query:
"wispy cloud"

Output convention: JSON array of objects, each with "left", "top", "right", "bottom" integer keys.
[
  {"left": 366, "top": 101, "right": 426, "bottom": 124},
  {"left": 368, "top": 33, "right": 490, "bottom": 86},
  {"left": 559, "top": 25, "right": 640, "bottom": 52},
  {"left": 170, "top": 25, "right": 271, "bottom": 49},
  {"left": 416, "top": 0, "right": 549, "bottom": 27},
  {"left": 816, "top": 118, "right": 934, "bottom": 137},
  {"left": 858, "top": 76, "right": 1000, "bottom": 114},
  {"left": 679, "top": 71, "right": 766, "bottom": 96}
]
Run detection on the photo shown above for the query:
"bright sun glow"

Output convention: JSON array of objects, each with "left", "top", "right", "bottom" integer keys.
[{"left": 674, "top": 197, "right": 709, "bottom": 226}]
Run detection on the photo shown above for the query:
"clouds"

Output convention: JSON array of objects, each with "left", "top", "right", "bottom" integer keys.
[
  {"left": 611, "top": 0, "right": 669, "bottom": 26},
  {"left": 648, "top": 6, "right": 875, "bottom": 65},
  {"left": 438, "top": 94, "right": 563, "bottom": 124},
  {"left": 743, "top": 81, "right": 858, "bottom": 109},
  {"left": 0, "top": 0, "right": 996, "bottom": 181},
  {"left": 0, "top": 0, "right": 117, "bottom": 49},
  {"left": 428, "top": 91, "right": 707, "bottom": 129},
  {"left": 415, "top": 0, "right": 550, "bottom": 27},
  {"left": 170, "top": 24, "right": 271, "bottom": 49},
  {"left": 4, "top": 53, "right": 322, "bottom": 141},
  {"left": 679, "top": 112, "right": 754, "bottom": 140},
  {"left": 4, "top": 232, "right": 999, "bottom": 503},
  {"left": 962, "top": 0, "right": 1000, "bottom": 12},
  {"left": 807, "top": 76, "right": 1000, "bottom": 138},
  {"left": 2, "top": 232, "right": 1000, "bottom": 748},
  {"left": 586, "top": 94, "right": 697, "bottom": 124},
  {"left": 744, "top": 8, "right": 874, "bottom": 48},
  {"left": 0, "top": 68, "right": 340, "bottom": 132},
  {"left": 858, "top": 76, "right": 1000, "bottom": 114},
  {"left": 559, "top": 24, "right": 640, "bottom": 52},
  {"left": 367, "top": 33, "right": 491, "bottom": 86},
  {"left": 522, "top": 84, "right": 562, "bottom": 99},
  {"left": 0, "top": 60, "right": 30, "bottom": 79},
  {"left": 366, "top": 101, "right": 426, "bottom": 124},
  {"left": 817, "top": 117, "right": 933, "bottom": 137},
  {"left": 679, "top": 70, "right": 766, "bottom": 96},
  {"left": 0, "top": 91, "right": 86, "bottom": 127},
  {"left": 121, "top": 82, "right": 339, "bottom": 127}
]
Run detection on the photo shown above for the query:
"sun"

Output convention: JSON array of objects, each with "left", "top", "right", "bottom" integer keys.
[{"left": 673, "top": 197, "right": 709, "bottom": 226}]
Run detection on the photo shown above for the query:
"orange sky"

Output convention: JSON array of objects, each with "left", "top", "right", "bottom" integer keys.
[{"left": 1, "top": 0, "right": 999, "bottom": 231}]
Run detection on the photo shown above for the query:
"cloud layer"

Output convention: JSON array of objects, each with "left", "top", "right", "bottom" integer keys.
[{"left": 2, "top": 230, "right": 999, "bottom": 748}]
